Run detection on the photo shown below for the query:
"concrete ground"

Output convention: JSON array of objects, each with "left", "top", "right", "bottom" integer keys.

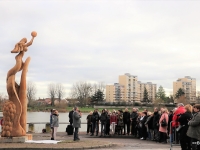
[{"left": 0, "top": 132, "right": 181, "bottom": 150}]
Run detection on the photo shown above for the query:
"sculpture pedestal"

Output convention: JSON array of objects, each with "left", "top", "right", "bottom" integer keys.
[{"left": 0, "top": 134, "right": 32, "bottom": 143}]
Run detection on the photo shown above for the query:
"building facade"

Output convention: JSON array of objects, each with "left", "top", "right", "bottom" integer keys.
[
  {"left": 173, "top": 76, "right": 196, "bottom": 103},
  {"left": 138, "top": 82, "right": 157, "bottom": 102},
  {"left": 106, "top": 73, "right": 157, "bottom": 102}
]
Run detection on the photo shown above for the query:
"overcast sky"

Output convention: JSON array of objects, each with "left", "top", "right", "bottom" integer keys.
[{"left": 1, "top": 0, "right": 200, "bottom": 99}]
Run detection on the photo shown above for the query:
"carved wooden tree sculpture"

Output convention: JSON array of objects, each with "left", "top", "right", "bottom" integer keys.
[{"left": 1, "top": 31, "right": 37, "bottom": 137}]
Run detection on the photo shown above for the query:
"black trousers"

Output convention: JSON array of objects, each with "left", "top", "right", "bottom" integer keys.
[
  {"left": 87, "top": 124, "right": 92, "bottom": 133},
  {"left": 180, "top": 136, "right": 191, "bottom": 150},
  {"left": 191, "top": 138, "right": 200, "bottom": 150},
  {"left": 74, "top": 127, "right": 79, "bottom": 140},
  {"left": 159, "top": 132, "right": 167, "bottom": 143},
  {"left": 131, "top": 121, "right": 137, "bottom": 136}
]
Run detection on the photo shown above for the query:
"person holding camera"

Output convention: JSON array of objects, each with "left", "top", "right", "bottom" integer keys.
[{"left": 73, "top": 107, "right": 82, "bottom": 141}]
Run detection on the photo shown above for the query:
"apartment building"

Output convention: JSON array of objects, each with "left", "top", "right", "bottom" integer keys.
[
  {"left": 138, "top": 82, "right": 157, "bottom": 102},
  {"left": 106, "top": 73, "right": 157, "bottom": 102},
  {"left": 105, "top": 83, "right": 125, "bottom": 102},
  {"left": 173, "top": 76, "right": 196, "bottom": 103}
]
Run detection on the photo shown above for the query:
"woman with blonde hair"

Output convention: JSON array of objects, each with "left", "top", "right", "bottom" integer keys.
[
  {"left": 178, "top": 104, "right": 193, "bottom": 150},
  {"left": 159, "top": 107, "right": 168, "bottom": 143},
  {"left": 52, "top": 110, "right": 59, "bottom": 140}
]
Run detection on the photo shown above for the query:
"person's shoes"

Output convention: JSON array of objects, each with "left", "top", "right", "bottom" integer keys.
[
  {"left": 96, "top": 133, "right": 98, "bottom": 136},
  {"left": 123, "top": 133, "right": 126, "bottom": 135},
  {"left": 76, "top": 138, "right": 80, "bottom": 140},
  {"left": 140, "top": 137, "right": 144, "bottom": 140},
  {"left": 51, "top": 138, "right": 54, "bottom": 140},
  {"left": 99, "top": 135, "right": 102, "bottom": 137},
  {"left": 90, "top": 134, "right": 94, "bottom": 136}
]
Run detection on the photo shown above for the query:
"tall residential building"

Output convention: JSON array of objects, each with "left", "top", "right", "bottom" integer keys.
[
  {"left": 119, "top": 73, "right": 138, "bottom": 102},
  {"left": 173, "top": 76, "right": 196, "bottom": 103},
  {"left": 106, "top": 73, "right": 157, "bottom": 102},
  {"left": 138, "top": 82, "right": 157, "bottom": 102},
  {"left": 106, "top": 83, "right": 124, "bottom": 102}
]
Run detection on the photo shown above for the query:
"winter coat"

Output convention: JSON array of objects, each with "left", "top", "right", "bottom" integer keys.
[
  {"left": 73, "top": 111, "right": 81, "bottom": 128},
  {"left": 110, "top": 114, "right": 117, "bottom": 124},
  {"left": 52, "top": 114, "right": 59, "bottom": 127},
  {"left": 69, "top": 110, "right": 74, "bottom": 124},
  {"left": 187, "top": 112, "right": 200, "bottom": 141},
  {"left": 117, "top": 113, "right": 124, "bottom": 127},
  {"left": 100, "top": 112, "right": 108, "bottom": 123},
  {"left": 87, "top": 114, "right": 93, "bottom": 125},
  {"left": 145, "top": 115, "right": 153, "bottom": 130},
  {"left": 139, "top": 115, "right": 147, "bottom": 128},
  {"left": 172, "top": 106, "right": 186, "bottom": 127},
  {"left": 152, "top": 111, "right": 160, "bottom": 129},
  {"left": 130, "top": 111, "right": 138, "bottom": 122},
  {"left": 159, "top": 112, "right": 168, "bottom": 133},
  {"left": 123, "top": 111, "right": 130, "bottom": 123},
  {"left": 178, "top": 111, "right": 192, "bottom": 140},
  {"left": 92, "top": 112, "right": 100, "bottom": 122}
]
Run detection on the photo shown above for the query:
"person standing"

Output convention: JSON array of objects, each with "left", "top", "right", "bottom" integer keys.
[
  {"left": 50, "top": 109, "right": 55, "bottom": 140},
  {"left": 73, "top": 107, "right": 82, "bottom": 141},
  {"left": 178, "top": 104, "right": 193, "bottom": 150},
  {"left": 123, "top": 108, "right": 131, "bottom": 135},
  {"left": 69, "top": 108, "right": 74, "bottom": 126},
  {"left": 152, "top": 107, "right": 160, "bottom": 142},
  {"left": 110, "top": 110, "right": 117, "bottom": 135},
  {"left": 159, "top": 108, "right": 169, "bottom": 144},
  {"left": 130, "top": 108, "right": 138, "bottom": 137},
  {"left": 86, "top": 111, "right": 93, "bottom": 135},
  {"left": 90, "top": 109, "right": 100, "bottom": 136},
  {"left": 52, "top": 110, "right": 59, "bottom": 140},
  {"left": 187, "top": 104, "right": 200, "bottom": 150},
  {"left": 100, "top": 109, "right": 108, "bottom": 137}
]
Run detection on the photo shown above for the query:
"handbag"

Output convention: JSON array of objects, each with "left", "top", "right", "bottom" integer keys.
[{"left": 161, "top": 115, "right": 167, "bottom": 127}]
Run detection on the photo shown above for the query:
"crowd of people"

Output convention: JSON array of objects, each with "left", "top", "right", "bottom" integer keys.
[{"left": 85, "top": 103, "right": 200, "bottom": 150}]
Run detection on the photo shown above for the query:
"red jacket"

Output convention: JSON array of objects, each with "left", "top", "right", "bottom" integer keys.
[
  {"left": 110, "top": 115, "right": 117, "bottom": 124},
  {"left": 172, "top": 106, "right": 186, "bottom": 127}
]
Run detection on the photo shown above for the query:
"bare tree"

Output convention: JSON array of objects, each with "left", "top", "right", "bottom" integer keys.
[
  {"left": 56, "top": 83, "right": 65, "bottom": 103},
  {"left": 27, "top": 81, "right": 37, "bottom": 106},
  {"left": 92, "top": 82, "right": 105, "bottom": 95},
  {"left": 70, "top": 81, "right": 93, "bottom": 106},
  {"left": 48, "top": 83, "right": 57, "bottom": 106}
]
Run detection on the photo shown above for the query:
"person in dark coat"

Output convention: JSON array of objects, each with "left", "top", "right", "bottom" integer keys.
[
  {"left": 86, "top": 111, "right": 93, "bottom": 135},
  {"left": 130, "top": 108, "right": 138, "bottom": 137},
  {"left": 69, "top": 108, "right": 74, "bottom": 125},
  {"left": 152, "top": 107, "right": 160, "bottom": 141},
  {"left": 178, "top": 104, "right": 193, "bottom": 150},
  {"left": 90, "top": 109, "right": 100, "bottom": 136},
  {"left": 100, "top": 109, "right": 108, "bottom": 137},
  {"left": 187, "top": 104, "right": 200, "bottom": 150},
  {"left": 145, "top": 112, "right": 153, "bottom": 140},
  {"left": 123, "top": 108, "right": 131, "bottom": 135},
  {"left": 139, "top": 111, "right": 148, "bottom": 140},
  {"left": 106, "top": 111, "right": 111, "bottom": 135}
]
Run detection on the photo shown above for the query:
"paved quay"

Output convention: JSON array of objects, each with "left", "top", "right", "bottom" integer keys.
[{"left": 0, "top": 132, "right": 181, "bottom": 150}]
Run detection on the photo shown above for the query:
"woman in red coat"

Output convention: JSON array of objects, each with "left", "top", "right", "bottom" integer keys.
[
  {"left": 110, "top": 110, "right": 117, "bottom": 135},
  {"left": 159, "top": 107, "right": 169, "bottom": 143}
]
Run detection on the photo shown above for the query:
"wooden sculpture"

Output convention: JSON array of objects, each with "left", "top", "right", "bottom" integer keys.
[{"left": 1, "top": 31, "right": 37, "bottom": 137}]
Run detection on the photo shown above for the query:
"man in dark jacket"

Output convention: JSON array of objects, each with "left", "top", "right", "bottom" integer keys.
[
  {"left": 100, "top": 109, "right": 108, "bottom": 136},
  {"left": 90, "top": 109, "right": 100, "bottom": 136},
  {"left": 130, "top": 108, "right": 138, "bottom": 137},
  {"left": 123, "top": 108, "right": 131, "bottom": 135},
  {"left": 69, "top": 108, "right": 74, "bottom": 125},
  {"left": 152, "top": 107, "right": 160, "bottom": 141}
]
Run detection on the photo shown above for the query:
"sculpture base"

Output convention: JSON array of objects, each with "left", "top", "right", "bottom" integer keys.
[{"left": 0, "top": 134, "right": 32, "bottom": 143}]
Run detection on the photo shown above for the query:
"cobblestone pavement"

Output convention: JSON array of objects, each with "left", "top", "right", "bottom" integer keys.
[{"left": 0, "top": 132, "right": 181, "bottom": 150}]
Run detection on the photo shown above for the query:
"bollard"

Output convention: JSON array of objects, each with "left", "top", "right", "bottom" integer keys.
[
  {"left": 28, "top": 123, "right": 35, "bottom": 133},
  {"left": 45, "top": 123, "right": 51, "bottom": 133}
]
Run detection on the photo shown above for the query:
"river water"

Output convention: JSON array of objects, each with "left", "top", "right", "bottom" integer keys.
[{"left": 0, "top": 112, "right": 89, "bottom": 133}]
